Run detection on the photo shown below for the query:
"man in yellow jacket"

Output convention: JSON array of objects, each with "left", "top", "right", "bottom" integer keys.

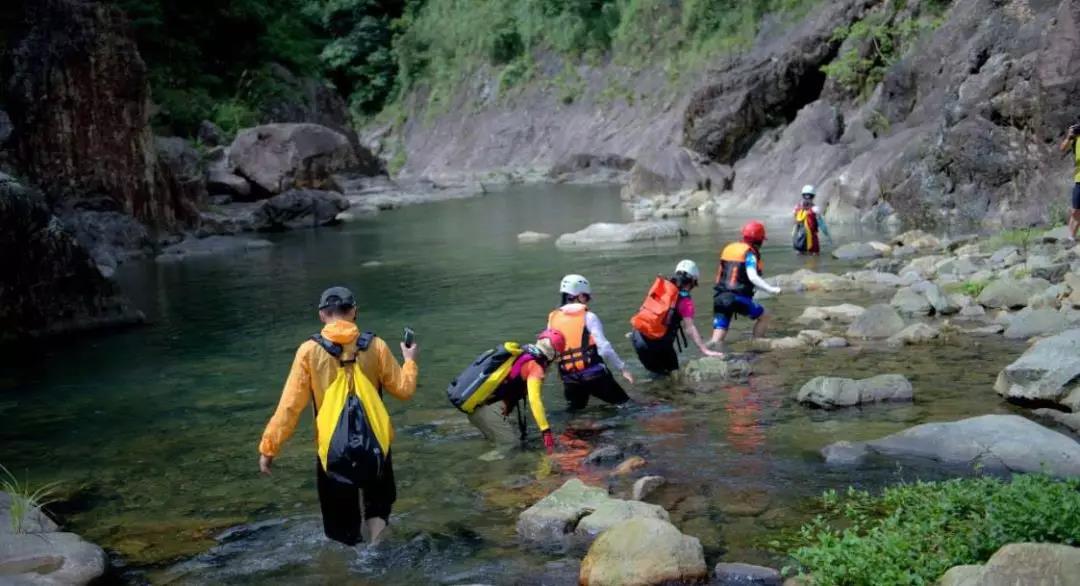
[{"left": 258, "top": 286, "right": 418, "bottom": 546}]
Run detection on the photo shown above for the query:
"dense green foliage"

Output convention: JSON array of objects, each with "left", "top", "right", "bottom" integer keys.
[
  {"left": 784, "top": 474, "right": 1080, "bottom": 585},
  {"left": 97, "top": 0, "right": 825, "bottom": 134}
]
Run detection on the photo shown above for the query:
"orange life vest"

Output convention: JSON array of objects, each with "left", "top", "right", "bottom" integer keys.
[
  {"left": 714, "top": 242, "right": 763, "bottom": 297},
  {"left": 630, "top": 276, "right": 681, "bottom": 341},
  {"left": 547, "top": 307, "right": 599, "bottom": 374}
]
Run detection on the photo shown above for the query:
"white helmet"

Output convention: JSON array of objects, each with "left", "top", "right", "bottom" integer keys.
[
  {"left": 801, "top": 184, "right": 817, "bottom": 196},
  {"left": 559, "top": 274, "right": 592, "bottom": 297},
  {"left": 675, "top": 259, "right": 700, "bottom": 280}
]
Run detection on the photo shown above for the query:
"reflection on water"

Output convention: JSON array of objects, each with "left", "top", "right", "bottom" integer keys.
[{"left": 0, "top": 184, "right": 1031, "bottom": 583}]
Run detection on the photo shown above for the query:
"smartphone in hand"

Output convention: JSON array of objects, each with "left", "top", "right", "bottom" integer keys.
[{"left": 403, "top": 327, "right": 415, "bottom": 348}]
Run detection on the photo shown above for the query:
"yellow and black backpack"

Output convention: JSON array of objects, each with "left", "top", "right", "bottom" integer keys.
[
  {"left": 447, "top": 342, "right": 525, "bottom": 413},
  {"left": 311, "top": 333, "right": 393, "bottom": 486}
]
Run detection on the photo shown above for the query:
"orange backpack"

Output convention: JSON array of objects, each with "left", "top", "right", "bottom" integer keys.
[{"left": 631, "top": 276, "right": 681, "bottom": 340}]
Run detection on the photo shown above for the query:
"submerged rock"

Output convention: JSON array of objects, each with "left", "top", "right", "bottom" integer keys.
[
  {"left": 994, "top": 329, "right": 1080, "bottom": 411},
  {"left": 1032, "top": 409, "right": 1080, "bottom": 435},
  {"left": 890, "top": 286, "right": 932, "bottom": 316},
  {"left": 846, "top": 304, "right": 905, "bottom": 339},
  {"left": 797, "top": 374, "right": 913, "bottom": 409},
  {"left": 821, "top": 414, "right": 1080, "bottom": 478},
  {"left": 517, "top": 230, "right": 552, "bottom": 243},
  {"left": 938, "top": 543, "right": 1080, "bottom": 586},
  {"left": 631, "top": 476, "right": 666, "bottom": 501},
  {"left": 250, "top": 189, "right": 349, "bottom": 231},
  {"left": 831, "top": 242, "right": 883, "bottom": 260},
  {"left": 795, "top": 304, "right": 865, "bottom": 326},
  {"left": 1002, "top": 308, "right": 1071, "bottom": 339},
  {"left": 887, "top": 323, "right": 941, "bottom": 346},
  {"left": 554, "top": 221, "right": 684, "bottom": 249},
  {"left": 579, "top": 518, "right": 706, "bottom": 586},
  {"left": 681, "top": 357, "right": 753, "bottom": 383},
  {"left": 157, "top": 236, "right": 273, "bottom": 262},
  {"left": 713, "top": 562, "right": 783, "bottom": 586}
]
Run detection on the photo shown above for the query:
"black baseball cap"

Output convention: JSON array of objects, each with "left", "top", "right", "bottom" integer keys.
[{"left": 318, "top": 286, "right": 356, "bottom": 309}]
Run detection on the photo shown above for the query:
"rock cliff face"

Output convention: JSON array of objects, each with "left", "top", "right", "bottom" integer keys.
[
  {"left": 5, "top": 0, "right": 198, "bottom": 233},
  {"left": 393, "top": 0, "right": 1080, "bottom": 229},
  {"left": 0, "top": 174, "right": 142, "bottom": 342}
]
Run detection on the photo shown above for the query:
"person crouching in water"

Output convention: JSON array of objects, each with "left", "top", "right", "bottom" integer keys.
[
  {"left": 631, "top": 260, "right": 725, "bottom": 375},
  {"left": 708, "top": 222, "right": 783, "bottom": 353},
  {"left": 549, "top": 274, "right": 635, "bottom": 410},
  {"left": 792, "top": 184, "right": 832, "bottom": 255},
  {"left": 258, "top": 287, "right": 418, "bottom": 546},
  {"left": 466, "top": 329, "right": 566, "bottom": 454}
]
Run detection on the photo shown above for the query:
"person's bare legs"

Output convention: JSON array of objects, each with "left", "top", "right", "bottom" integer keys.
[
  {"left": 752, "top": 313, "right": 771, "bottom": 338},
  {"left": 1070, "top": 209, "right": 1080, "bottom": 241},
  {"left": 708, "top": 327, "right": 729, "bottom": 347},
  {"left": 366, "top": 517, "right": 387, "bottom": 544}
]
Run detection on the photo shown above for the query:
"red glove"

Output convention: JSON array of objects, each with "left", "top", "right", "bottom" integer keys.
[{"left": 542, "top": 430, "right": 555, "bottom": 454}]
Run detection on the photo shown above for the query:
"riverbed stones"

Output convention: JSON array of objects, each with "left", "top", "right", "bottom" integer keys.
[
  {"left": 820, "top": 414, "right": 1080, "bottom": 478},
  {"left": 977, "top": 278, "right": 1049, "bottom": 309},
  {"left": 228, "top": 123, "right": 358, "bottom": 195},
  {"left": 797, "top": 374, "right": 913, "bottom": 409},
  {"left": 938, "top": 543, "right": 1080, "bottom": 586},
  {"left": 554, "top": 220, "right": 683, "bottom": 249},
  {"left": 713, "top": 562, "right": 783, "bottom": 586},
  {"left": 0, "top": 491, "right": 107, "bottom": 585},
  {"left": 846, "top": 304, "right": 905, "bottom": 339},
  {"left": 1002, "top": 308, "right": 1070, "bottom": 339},
  {"left": 820, "top": 441, "right": 869, "bottom": 466},
  {"left": 573, "top": 498, "right": 669, "bottom": 549},
  {"left": 795, "top": 304, "right": 865, "bottom": 328},
  {"left": 989, "top": 246, "right": 1023, "bottom": 267},
  {"left": 578, "top": 518, "right": 706, "bottom": 586},
  {"left": 584, "top": 445, "right": 623, "bottom": 466},
  {"left": 831, "top": 242, "right": 882, "bottom": 260},
  {"left": 611, "top": 456, "right": 647, "bottom": 477},
  {"left": 887, "top": 323, "right": 941, "bottom": 346},
  {"left": 682, "top": 357, "right": 752, "bottom": 383},
  {"left": 249, "top": 189, "right": 349, "bottom": 231},
  {"left": 890, "top": 286, "right": 932, "bottom": 316},
  {"left": 1033, "top": 409, "right": 1080, "bottom": 434},
  {"left": 994, "top": 329, "right": 1080, "bottom": 411},
  {"left": 157, "top": 236, "right": 273, "bottom": 262}
]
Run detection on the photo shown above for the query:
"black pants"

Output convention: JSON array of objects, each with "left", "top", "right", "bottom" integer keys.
[
  {"left": 563, "top": 367, "right": 630, "bottom": 411},
  {"left": 631, "top": 330, "right": 679, "bottom": 375},
  {"left": 315, "top": 455, "right": 396, "bottom": 546}
]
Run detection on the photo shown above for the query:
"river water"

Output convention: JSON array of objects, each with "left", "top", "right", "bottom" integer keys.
[{"left": 0, "top": 185, "right": 1029, "bottom": 584}]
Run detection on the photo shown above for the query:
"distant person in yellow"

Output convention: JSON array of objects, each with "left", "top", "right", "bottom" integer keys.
[
  {"left": 258, "top": 286, "right": 418, "bottom": 546},
  {"left": 1060, "top": 123, "right": 1080, "bottom": 242}
]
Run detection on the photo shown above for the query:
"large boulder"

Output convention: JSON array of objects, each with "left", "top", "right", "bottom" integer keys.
[
  {"left": 912, "top": 280, "right": 958, "bottom": 315},
  {"left": 994, "top": 329, "right": 1080, "bottom": 411},
  {"left": 0, "top": 175, "right": 143, "bottom": 342},
  {"left": 846, "top": 304, "right": 905, "bottom": 339},
  {"left": 249, "top": 189, "right": 349, "bottom": 232},
  {"left": 516, "top": 479, "right": 669, "bottom": 553},
  {"left": 554, "top": 221, "right": 684, "bottom": 249},
  {"left": 797, "top": 374, "right": 913, "bottom": 409},
  {"left": 821, "top": 414, "right": 1080, "bottom": 478},
  {"left": 156, "top": 136, "right": 207, "bottom": 206},
  {"left": 579, "top": 518, "right": 706, "bottom": 586},
  {"left": 938, "top": 543, "right": 1080, "bottom": 586},
  {"left": 0, "top": 491, "right": 108, "bottom": 585},
  {"left": 890, "top": 286, "right": 932, "bottom": 316},
  {"left": 6, "top": 0, "right": 197, "bottom": 230},
  {"left": 712, "top": 563, "right": 782, "bottom": 586},
  {"left": 228, "top": 123, "right": 358, "bottom": 196}
]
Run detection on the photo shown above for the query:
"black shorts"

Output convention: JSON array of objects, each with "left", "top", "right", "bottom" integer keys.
[
  {"left": 712, "top": 291, "right": 765, "bottom": 329},
  {"left": 1072, "top": 183, "right": 1080, "bottom": 210},
  {"left": 562, "top": 366, "right": 630, "bottom": 410},
  {"left": 315, "top": 454, "right": 396, "bottom": 546},
  {"left": 631, "top": 330, "right": 679, "bottom": 375}
]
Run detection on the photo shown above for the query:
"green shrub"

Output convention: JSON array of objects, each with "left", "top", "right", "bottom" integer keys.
[
  {"left": 987, "top": 227, "right": 1039, "bottom": 252},
  {"left": 784, "top": 474, "right": 1080, "bottom": 585},
  {"left": 1, "top": 464, "right": 60, "bottom": 534},
  {"left": 945, "top": 279, "right": 989, "bottom": 298}
]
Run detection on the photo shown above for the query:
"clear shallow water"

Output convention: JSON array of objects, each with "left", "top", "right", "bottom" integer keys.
[{"left": 0, "top": 185, "right": 1030, "bottom": 584}]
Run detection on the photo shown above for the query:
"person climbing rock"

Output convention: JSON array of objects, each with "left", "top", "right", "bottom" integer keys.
[
  {"left": 792, "top": 184, "right": 832, "bottom": 255},
  {"left": 258, "top": 286, "right": 418, "bottom": 546},
  {"left": 709, "top": 222, "right": 782, "bottom": 353},
  {"left": 630, "top": 259, "right": 724, "bottom": 375},
  {"left": 448, "top": 329, "right": 565, "bottom": 453},
  {"left": 1060, "top": 123, "right": 1080, "bottom": 242},
  {"left": 548, "top": 274, "right": 634, "bottom": 411}
]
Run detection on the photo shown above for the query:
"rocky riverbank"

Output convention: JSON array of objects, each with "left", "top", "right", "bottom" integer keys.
[{"left": 0, "top": 490, "right": 108, "bottom": 584}]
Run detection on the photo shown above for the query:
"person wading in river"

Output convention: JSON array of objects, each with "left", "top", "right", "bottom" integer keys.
[
  {"left": 548, "top": 274, "right": 635, "bottom": 410},
  {"left": 708, "top": 221, "right": 783, "bottom": 353},
  {"left": 258, "top": 286, "right": 418, "bottom": 546},
  {"left": 1060, "top": 122, "right": 1080, "bottom": 242}
]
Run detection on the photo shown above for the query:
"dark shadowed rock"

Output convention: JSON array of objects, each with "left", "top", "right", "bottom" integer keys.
[
  {"left": 0, "top": 174, "right": 143, "bottom": 341},
  {"left": 6, "top": 0, "right": 197, "bottom": 231},
  {"left": 249, "top": 189, "right": 349, "bottom": 231},
  {"left": 197, "top": 120, "right": 226, "bottom": 147},
  {"left": 713, "top": 562, "right": 782, "bottom": 586}
]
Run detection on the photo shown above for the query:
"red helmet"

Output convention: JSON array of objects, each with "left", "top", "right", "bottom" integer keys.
[
  {"left": 537, "top": 328, "right": 567, "bottom": 354},
  {"left": 742, "top": 221, "right": 767, "bottom": 244}
]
